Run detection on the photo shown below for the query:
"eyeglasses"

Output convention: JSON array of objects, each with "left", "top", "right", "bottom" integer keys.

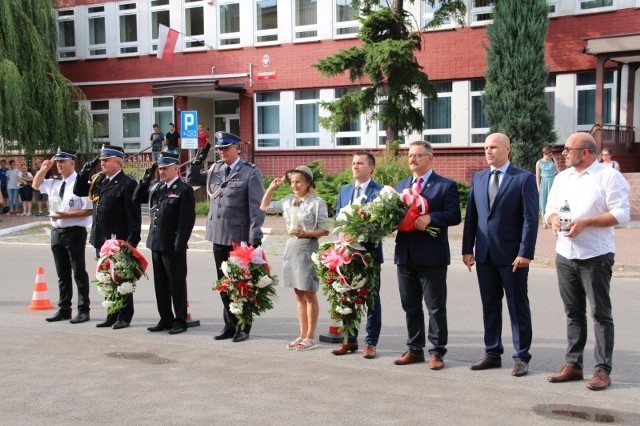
[
  {"left": 407, "top": 153, "right": 430, "bottom": 159},
  {"left": 562, "top": 147, "right": 585, "bottom": 152},
  {"left": 217, "top": 146, "right": 232, "bottom": 151}
]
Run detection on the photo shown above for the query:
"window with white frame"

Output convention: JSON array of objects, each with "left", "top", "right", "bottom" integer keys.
[
  {"left": 547, "top": 0, "right": 559, "bottom": 16},
  {"left": 121, "top": 99, "right": 141, "bottom": 150},
  {"left": 256, "top": 92, "right": 281, "bottom": 148},
  {"left": 184, "top": 0, "right": 205, "bottom": 49},
  {"left": 57, "top": 9, "right": 76, "bottom": 59},
  {"left": 545, "top": 74, "right": 556, "bottom": 119},
  {"left": 578, "top": 0, "right": 614, "bottom": 12},
  {"left": 91, "top": 100, "right": 110, "bottom": 142},
  {"left": 153, "top": 97, "right": 174, "bottom": 138},
  {"left": 88, "top": 5, "right": 107, "bottom": 57},
  {"left": 470, "top": 0, "right": 494, "bottom": 24},
  {"left": 218, "top": 1, "right": 240, "bottom": 47},
  {"left": 334, "top": 88, "right": 361, "bottom": 146},
  {"left": 422, "top": 1, "right": 452, "bottom": 29},
  {"left": 118, "top": 2, "right": 138, "bottom": 55},
  {"left": 576, "top": 70, "right": 614, "bottom": 127},
  {"left": 423, "top": 82, "right": 452, "bottom": 144},
  {"left": 295, "top": 0, "right": 318, "bottom": 40},
  {"left": 150, "top": 0, "right": 170, "bottom": 52},
  {"left": 295, "top": 90, "right": 320, "bottom": 147},
  {"left": 335, "top": 0, "right": 359, "bottom": 37},
  {"left": 256, "top": 0, "right": 278, "bottom": 44},
  {"left": 470, "top": 79, "right": 489, "bottom": 143}
]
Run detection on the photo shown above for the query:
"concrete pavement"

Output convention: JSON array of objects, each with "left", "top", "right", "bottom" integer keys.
[{"left": 1, "top": 217, "right": 639, "bottom": 424}]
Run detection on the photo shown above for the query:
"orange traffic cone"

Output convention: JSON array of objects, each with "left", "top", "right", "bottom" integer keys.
[
  {"left": 28, "top": 266, "right": 55, "bottom": 311},
  {"left": 185, "top": 299, "right": 200, "bottom": 328},
  {"left": 319, "top": 317, "right": 344, "bottom": 344}
]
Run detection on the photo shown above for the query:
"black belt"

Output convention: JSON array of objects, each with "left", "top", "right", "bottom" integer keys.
[{"left": 53, "top": 226, "right": 84, "bottom": 233}]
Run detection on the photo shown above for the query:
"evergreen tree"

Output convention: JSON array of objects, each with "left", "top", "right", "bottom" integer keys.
[
  {"left": 482, "top": 0, "right": 557, "bottom": 171},
  {"left": 0, "top": 0, "right": 92, "bottom": 159},
  {"left": 313, "top": 0, "right": 466, "bottom": 145}
]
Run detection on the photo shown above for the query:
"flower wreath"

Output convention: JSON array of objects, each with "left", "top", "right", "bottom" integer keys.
[
  {"left": 312, "top": 241, "right": 379, "bottom": 343},
  {"left": 95, "top": 238, "right": 148, "bottom": 315},
  {"left": 334, "top": 186, "right": 439, "bottom": 247},
  {"left": 214, "top": 243, "right": 278, "bottom": 329}
]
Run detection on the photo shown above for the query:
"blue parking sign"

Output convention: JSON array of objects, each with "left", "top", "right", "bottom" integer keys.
[{"left": 181, "top": 110, "right": 198, "bottom": 149}]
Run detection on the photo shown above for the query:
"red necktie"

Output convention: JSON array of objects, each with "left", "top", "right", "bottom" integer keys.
[{"left": 414, "top": 177, "right": 423, "bottom": 193}]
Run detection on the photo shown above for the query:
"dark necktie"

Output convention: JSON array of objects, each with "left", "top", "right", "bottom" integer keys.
[
  {"left": 354, "top": 185, "right": 362, "bottom": 203},
  {"left": 489, "top": 170, "right": 500, "bottom": 207},
  {"left": 59, "top": 180, "right": 66, "bottom": 199},
  {"left": 225, "top": 166, "right": 231, "bottom": 178},
  {"left": 414, "top": 177, "right": 423, "bottom": 193}
]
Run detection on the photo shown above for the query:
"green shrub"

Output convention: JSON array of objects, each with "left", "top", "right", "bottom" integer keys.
[{"left": 196, "top": 202, "right": 209, "bottom": 216}]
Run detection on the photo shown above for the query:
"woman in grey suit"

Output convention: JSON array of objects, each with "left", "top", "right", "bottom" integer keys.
[{"left": 261, "top": 166, "right": 329, "bottom": 351}]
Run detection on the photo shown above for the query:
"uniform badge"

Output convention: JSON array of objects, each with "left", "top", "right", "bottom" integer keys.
[{"left": 68, "top": 199, "right": 75, "bottom": 207}]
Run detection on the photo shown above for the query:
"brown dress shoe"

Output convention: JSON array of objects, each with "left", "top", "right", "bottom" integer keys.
[
  {"left": 429, "top": 354, "right": 445, "bottom": 370},
  {"left": 362, "top": 344, "right": 376, "bottom": 359},
  {"left": 470, "top": 356, "right": 502, "bottom": 370},
  {"left": 512, "top": 360, "right": 529, "bottom": 377},
  {"left": 332, "top": 342, "right": 358, "bottom": 355},
  {"left": 548, "top": 363, "right": 584, "bottom": 383},
  {"left": 587, "top": 368, "right": 611, "bottom": 391},
  {"left": 394, "top": 351, "right": 425, "bottom": 365}
]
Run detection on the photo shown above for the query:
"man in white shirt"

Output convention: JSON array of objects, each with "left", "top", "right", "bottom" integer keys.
[
  {"left": 544, "top": 133, "right": 630, "bottom": 391},
  {"left": 32, "top": 148, "right": 93, "bottom": 324}
]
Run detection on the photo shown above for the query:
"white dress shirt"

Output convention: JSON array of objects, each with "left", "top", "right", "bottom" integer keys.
[
  {"left": 544, "top": 161, "right": 630, "bottom": 260},
  {"left": 38, "top": 172, "right": 93, "bottom": 228}
]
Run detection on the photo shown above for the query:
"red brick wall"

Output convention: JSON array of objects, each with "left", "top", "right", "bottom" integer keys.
[{"left": 255, "top": 148, "right": 488, "bottom": 184}]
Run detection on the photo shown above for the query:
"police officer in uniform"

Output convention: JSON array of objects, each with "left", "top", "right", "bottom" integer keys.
[
  {"left": 134, "top": 153, "right": 196, "bottom": 334},
  {"left": 74, "top": 145, "right": 141, "bottom": 329},
  {"left": 32, "top": 148, "right": 93, "bottom": 324},
  {"left": 187, "top": 132, "right": 265, "bottom": 342}
]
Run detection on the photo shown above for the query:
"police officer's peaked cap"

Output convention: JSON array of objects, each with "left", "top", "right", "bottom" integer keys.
[
  {"left": 157, "top": 152, "right": 180, "bottom": 168},
  {"left": 99, "top": 145, "right": 125, "bottom": 160},
  {"left": 214, "top": 132, "right": 242, "bottom": 148},
  {"left": 53, "top": 147, "right": 78, "bottom": 161}
]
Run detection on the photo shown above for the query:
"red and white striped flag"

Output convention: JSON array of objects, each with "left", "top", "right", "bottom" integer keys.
[{"left": 157, "top": 24, "right": 179, "bottom": 63}]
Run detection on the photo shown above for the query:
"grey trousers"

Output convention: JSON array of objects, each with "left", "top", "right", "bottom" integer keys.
[{"left": 555, "top": 252, "right": 614, "bottom": 372}]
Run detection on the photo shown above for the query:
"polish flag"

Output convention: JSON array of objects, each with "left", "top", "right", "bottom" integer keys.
[{"left": 157, "top": 24, "right": 179, "bottom": 62}]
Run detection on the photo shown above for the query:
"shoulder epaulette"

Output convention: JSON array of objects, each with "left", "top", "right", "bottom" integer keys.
[{"left": 243, "top": 161, "right": 257, "bottom": 168}]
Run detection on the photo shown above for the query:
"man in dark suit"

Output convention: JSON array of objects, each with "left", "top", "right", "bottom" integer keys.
[
  {"left": 135, "top": 153, "right": 196, "bottom": 335},
  {"left": 393, "top": 141, "right": 461, "bottom": 369},
  {"left": 462, "top": 132, "right": 538, "bottom": 377},
  {"left": 74, "top": 145, "right": 141, "bottom": 329},
  {"left": 187, "top": 132, "right": 265, "bottom": 342},
  {"left": 332, "top": 152, "right": 384, "bottom": 359}
]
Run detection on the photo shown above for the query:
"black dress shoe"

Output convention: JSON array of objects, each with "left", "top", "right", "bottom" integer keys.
[
  {"left": 112, "top": 320, "right": 130, "bottom": 330},
  {"left": 232, "top": 331, "right": 249, "bottom": 342},
  {"left": 169, "top": 326, "right": 187, "bottom": 335},
  {"left": 46, "top": 311, "right": 71, "bottom": 322},
  {"left": 214, "top": 329, "right": 235, "bottom": 340},
  {"left": 69, "top": 313, "right": 90, "bottom": 324},
  {"left": 470, "top": 356, "right": 502, "bottom": 370},
  {"left": 147, "top": 323, "right": 171, "bottom": 332},
  {"left": 96, "top": 318, "right": 116, "bottom": 328}
]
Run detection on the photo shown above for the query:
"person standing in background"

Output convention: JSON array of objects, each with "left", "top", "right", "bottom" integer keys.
[
  {"left": 600, "top": 148, "right": 620, "bottom": 171},
  {"left": 150, "top": 124, "right": 165, "bottom": 163},
  {"left": 165, "top": 123, "right": 181, "bottom": 155},
  {"left": 535, "top": 146, "right": 559, "bottom": 229}
]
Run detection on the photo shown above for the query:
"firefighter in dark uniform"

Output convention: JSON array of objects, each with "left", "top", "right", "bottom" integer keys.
[
  {"left": 74, "top": 145, "right": 141, "bottom": 329},
  {"left": 187, "top": 132, "right": 265, "bottom": 342},
  {"left": 134, "top": 153, "right": 196, "bottom": 334}
]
